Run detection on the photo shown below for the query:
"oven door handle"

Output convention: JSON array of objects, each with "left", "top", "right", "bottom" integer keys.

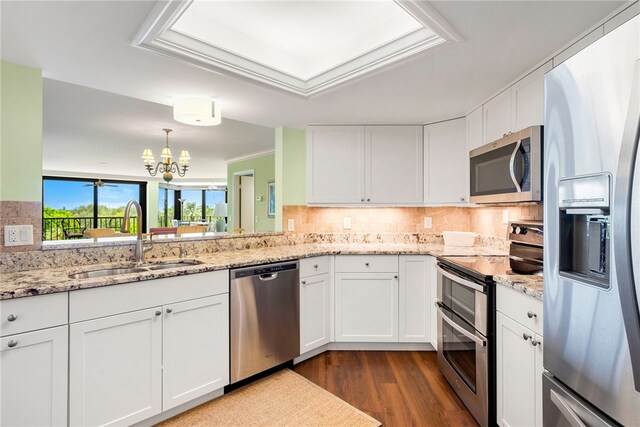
[
  {"left": 509, "top": 139, "right": 523, "bottom": 192},
  {"left": 436, "top": 264, "right": 485, "bottom": 292},
  {"left": 436, "top": 302, "right": 487, "bottom": 347}
]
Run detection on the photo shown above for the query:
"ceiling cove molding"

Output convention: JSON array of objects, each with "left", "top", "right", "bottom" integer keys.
[
  {"left": 131, "top": 0, "right": 462, "bottom": 98},
  {"left": 225, "top": 149, "right": 276, "bottom": 165}
]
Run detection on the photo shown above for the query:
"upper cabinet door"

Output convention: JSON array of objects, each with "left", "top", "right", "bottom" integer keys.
[
  {"left": 466, "top": 106, "right": 484, "bottom": 152},
  {"left": 424, "top": 118, "right": 468, "bottom": 204},
  {"left": 307, "top": 126, "right": 365, "bottom": 204},
  {"left": 483, "top": 88, "right": 514, "bottom": 144},
  {"left": 513, "top": 61, "right": 552, "bottom": 130},
  {"left": 365, "top": 126, "right": 423, "bottom": 204}
]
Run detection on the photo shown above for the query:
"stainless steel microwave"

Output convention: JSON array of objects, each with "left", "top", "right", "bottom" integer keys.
[{"left": 469, "top": 126, "right": 542, "bottom": 204}]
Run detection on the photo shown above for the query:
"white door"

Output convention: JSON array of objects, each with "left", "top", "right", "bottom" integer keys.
[
  {"left": 1, "top": 326, "right": 68, "bottom": 427},
  {"left": 163, "top": 294, "right": 230, "bottom": 410},
  {"left": 513, "top": 61, "right": 552, "bottom": 130},
  {"left": 300, "top": 273, "right": 331, "bottom": 354},
  {"left": 466, "top": 106, "right": 484, "bottom": 151},
  {"left": 423, "top": 119, "right": 468, "bottom": 204},
  {"left": 398, "top": 255, "right": 431, "bottom": 343},
  {"left": 366, "top": 125, "right": 423, "bottom": 204},
  {"left": 240, "top": 176, "right": 255, "bottom": 232},
  {"left": 335, "top": 272, "right": 398, "bottom": 342},
  {"left": 483, "top": 88, "right": 513, "bottom": 144},
  {"left": 307, "top": 126, "right": 365, "bottom": 204},
  {"left": 69, "top": 308, "right": 162, "bottom": 427},
  {"left": 496, "top": 312, "right": 541, "bottom": 427}
]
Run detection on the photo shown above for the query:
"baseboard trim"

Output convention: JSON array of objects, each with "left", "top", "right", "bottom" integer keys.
[{"left": 294, "top": 342, "right": 435, "bottom": 364}]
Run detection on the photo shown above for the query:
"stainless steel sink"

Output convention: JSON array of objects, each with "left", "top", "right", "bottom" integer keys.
[{"left": 68, "top": 259, "right": 203, "bottom": 279}]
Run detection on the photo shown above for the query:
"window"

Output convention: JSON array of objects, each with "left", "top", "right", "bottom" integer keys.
[
  {"left": 206, "top": 190, "right": 226, "bottom": 220},
  {"left": 158, "top": 188, "right": 176, "bottom": 227},
  {"left": 42, "top": 177, "right": 146, "bottom": 240}
]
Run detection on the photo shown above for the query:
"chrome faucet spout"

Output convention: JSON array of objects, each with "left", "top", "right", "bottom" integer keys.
[{"left": 122, "top": 200, "right": 149, "bottom": 264}]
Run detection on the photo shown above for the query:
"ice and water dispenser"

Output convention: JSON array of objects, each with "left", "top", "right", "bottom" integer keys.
[{"left": 558, "top": 173, "right": 611, "bottom": 288}]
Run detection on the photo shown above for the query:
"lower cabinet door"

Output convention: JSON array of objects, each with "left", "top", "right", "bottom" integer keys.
[
  {"left": 1, "top": 326, "right": 68, "bottom": 427},
  {"left": 497, "top": 312, "right": 541, "bottom": 427},
  {"left": 300, "top": 273, "right": 331, "bottom": 354},
  {"left": 163, "top": 294, "right": 230, "bottom": 410},
  {"left": 335, "top": 272, "right": 398, "bottom": 342},
  {"left": 70, "top": 308, "right": 162, "bottom": 427},
  {"left": 399, "top": 255, "right": 432, "bottom": 343}
]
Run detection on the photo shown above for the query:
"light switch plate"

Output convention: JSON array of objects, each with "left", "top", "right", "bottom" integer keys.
[
  {"left": 423, "top": 217, "right": 433, "bottom": 229},
  {"left": 343, "top": 217, "right": 352, "bottom": 230},
  {"left": 287, "top": 219, "right": 295, "bottom": 231},
  {"left": 4, "top": 225, "right": 33, "bottom": 246}
]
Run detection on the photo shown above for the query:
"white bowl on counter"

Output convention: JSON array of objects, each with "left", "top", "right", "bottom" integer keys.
[{"left": 442, "top": 231, "right": 478, "bottom": 247}]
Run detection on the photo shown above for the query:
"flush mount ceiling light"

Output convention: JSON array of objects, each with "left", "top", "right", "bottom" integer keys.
[
  {"left": 173, "top": 97, "right": 221, "bottom": 126},
  {"left": 132, "top": 0, "right": 463, "bottom": 98},
  {"left": 142, "top": 128, "right": 191, "bottom": 182}
]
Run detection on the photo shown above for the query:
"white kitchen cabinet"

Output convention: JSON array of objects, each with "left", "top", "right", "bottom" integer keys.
[
  {"left": 483, "top": 87, "right": 514, "bottom": 144},
  {"left": 70, "top": 307, "right": 163, "bottom": 427},
  {"left": 513, "top": 61, "right": 552, "bottom": 130},
  {"left": 163, "top": 294, "right": 229, "bottom": 410},
  {"left": 496, "top": 288, "right": 544, "bottom": 427},
  {"left": 300, "top": 272, "right": 331, "bottom": 354},
  {"left": 398, "top": 255, "right": 432, "bottom": 343},
  {"left": 307, "top": 126, "right": 365, "bottom": 204},
  {"left": 466, "top": 105, "right": 484, "bottom": 152},
  {"left": 307, "top": 125, "right": 422, "bottom": 205},
  {"left": 423, "top": 118, "right": 468, "bottom": 204},
  {"left": 366, "top": 126, "right": 423, "bottom": 204},
  {"left": 1, "top": 325, "right": 69, "bottom": 427}
]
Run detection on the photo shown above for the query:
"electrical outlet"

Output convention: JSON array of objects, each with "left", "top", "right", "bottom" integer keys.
[
  {"left": 287, "top": 219, "right": 295, "bottom": 231},
  {"left": 343, "top": 217, "right": 352, "bottom": 230},
  {"left": 423, "top": 217, "right": 433, "bottom": 229},
  {"left": 502, "top": 210, "right": 509, "bottom": 224},
  {"left": 4, "top": 225, "right": 33, "bottom": 247}
]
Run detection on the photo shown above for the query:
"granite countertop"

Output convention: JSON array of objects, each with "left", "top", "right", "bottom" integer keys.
[
  {"left": 1, "top": 242, "right": 528, "bottom": 300},
  {"left": 494, "top": 274, "right": 544, "bottom": 300}
]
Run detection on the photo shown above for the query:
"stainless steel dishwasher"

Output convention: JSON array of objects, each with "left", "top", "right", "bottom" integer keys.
[{"left": 230, "top": 260, "right": 300, "bottom": 383}]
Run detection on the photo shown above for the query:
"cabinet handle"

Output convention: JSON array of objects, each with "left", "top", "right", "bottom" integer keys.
[
  {"left": 394, "top": 275, "right": 398, "bottom": 279},
  {"left": 531, "top": 340, "right": 541, "bottom": 347},
  {"left": 155, "top": 310, "right": 162, "bottom": 316},
  {"left": 166, "top": 308, "right": 173, "bottom": 314},
  {"left": 361, "top": 198, "right": 365, "bottom": 202},
  {"left": 522, "top": 333, "right": 532, "bottom": 341},
  {"left": 367, "top": 198, "right": 371, "bottom": 202},
  {"left": 7, "top": 340, "right": 17, "bottom": 348},
  {"left": 7, "top": 314, "right": 17, "bottom": 322},
  {"left": 527, "top": 311, "right": 537, "bottom": 318},
  {"left": 460, "top": 197, "right": 465, "bottom": 202},
  {"left": 365, "top": 262, "right": 370, "bottom": 267},
  {"left": 301, "top": 280, "right": 307, "bottom": 285},
  {"left": 313, "top": 264, "right": 318, "bottom": 269}
]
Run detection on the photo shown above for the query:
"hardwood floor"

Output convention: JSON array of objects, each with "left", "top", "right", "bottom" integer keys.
[{"left": 292, "top": 351, "right": 478, "bottom": 427}]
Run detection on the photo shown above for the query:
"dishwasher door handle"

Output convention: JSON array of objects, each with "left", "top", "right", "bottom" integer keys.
[{"left": 258, "top": 273, "right": 278, "bottom": 281}]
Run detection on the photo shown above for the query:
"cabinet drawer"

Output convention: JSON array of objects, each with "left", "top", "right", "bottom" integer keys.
[
  {"left": 70, "top": 269, "right": 228, "bottom": 323},
  {"left": 335, "top": 255, "right": 398, "bottom": 273},
  {"left": 497, "top": 285, "right": 543, "bottom": 335},
  {"left": 1, "top": 293, "right": 68, "bottom": 337},
  {"left": 300, "top": 256, "right": 330, "bottom": 277}
]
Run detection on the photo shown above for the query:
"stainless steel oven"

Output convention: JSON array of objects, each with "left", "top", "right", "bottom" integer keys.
[
  {"left": 469, "top": 126, "right": 542, "bottom": 204},
  {"left": 436, "top": 262, "right": 491, "bottom": 427}
]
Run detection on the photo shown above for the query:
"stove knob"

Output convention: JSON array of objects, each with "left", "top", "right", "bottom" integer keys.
[
  {"left": 511, "top": 226, "right": 517, "bottom": 234},
  {"left": 515, "top": 227, "right": 522, "bottom": 234}
]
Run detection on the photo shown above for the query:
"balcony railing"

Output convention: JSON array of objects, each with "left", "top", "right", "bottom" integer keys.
[{"left": 42, "top": 216, "right": 138, "bottom": 241}]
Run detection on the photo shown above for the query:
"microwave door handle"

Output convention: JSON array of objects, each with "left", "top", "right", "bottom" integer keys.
[
  {"left": 509, "top": 139, "right": 522, "bottom": 192},
  {"left": 436, "top": 264, "right": 485, "bottom": 292},
  {"left": 436, "top": 302, "right": 486, "bottom": 347},
  {"left": 613, "top": 59, "right": 640, "bottom": 392}
]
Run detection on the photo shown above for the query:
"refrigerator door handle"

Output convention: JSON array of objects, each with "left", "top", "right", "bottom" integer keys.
[
  {"left": 613, "top": 59, "right": 640, "bottom": 392},
  {"left": 550, "top": 390, "right": 588, "bottom": 427}
]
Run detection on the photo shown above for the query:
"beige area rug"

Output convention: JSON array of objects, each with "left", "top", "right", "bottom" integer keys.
[{"left": 158, "top": 369, "right": 381, "bottom": 427}]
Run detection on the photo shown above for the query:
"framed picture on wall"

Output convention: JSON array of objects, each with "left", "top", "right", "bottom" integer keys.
[{"left": 267, "top": 181, "right": 275, "bottom": 217}]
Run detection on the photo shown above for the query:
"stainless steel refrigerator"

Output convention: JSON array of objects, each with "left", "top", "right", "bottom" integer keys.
[{"left": 544, "top": 13, "right": 640, "bottom": 427}]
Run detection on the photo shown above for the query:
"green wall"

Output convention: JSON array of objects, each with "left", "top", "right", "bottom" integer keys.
[
  {"left": 275, "top": 127, "right": 306, "bottom": 231},
  {"left": 227, "top": 153, "right": 275, "bottom": 232},
  {"left": 0, "top": 61, "right": 43, "bottom": 201}
]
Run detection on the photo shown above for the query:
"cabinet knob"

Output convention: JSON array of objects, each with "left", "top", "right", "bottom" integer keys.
[
  {"left": 394, "top": 275, "right": 398, "bottom": 279},
  {"left": 365, "top": 262, "right": 370, "bottom": 267},
  {"left": 313, "top": 264, "right": 318, "bottom": 269},
  {"left": 301, "top": 280, "right": 307, "bottom": 285},
  {"left": 527, "top": 311, "right": 537, "bottom": 319},
  {"left": 367, "top": 198, "right": 371, "bottom": 202},
  {"left": 361, "top": 198, "right": 365, "bottom": 202},
  {"left": 155, "top": 310, "right": 162, "bottom": 316},
  {"left": 460, "top": 197, "right": 465, "bottom": 202},
  {"left": 522, "top": 333, "right": 532, "bottom": 341},
  {"left": 531, "top": 340, "right": 541, "bottom": 347},
  {"left": 166, "top": 308, "right": 173, "bottom": 314},
  {"left": 7, "top": 340, "right": 17, "bottom": 348},
  {"left": 7, "top": 314, "right": 17, "bottom": 322}
]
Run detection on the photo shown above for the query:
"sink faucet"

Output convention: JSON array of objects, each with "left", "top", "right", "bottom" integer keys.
[{"left": 122, "top": 199, "right": 151, "bottom": 264}]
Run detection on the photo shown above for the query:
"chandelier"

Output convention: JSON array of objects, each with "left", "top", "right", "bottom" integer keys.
[{"left": 142, "top": 129, "right": 190, "bottom": 183}]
